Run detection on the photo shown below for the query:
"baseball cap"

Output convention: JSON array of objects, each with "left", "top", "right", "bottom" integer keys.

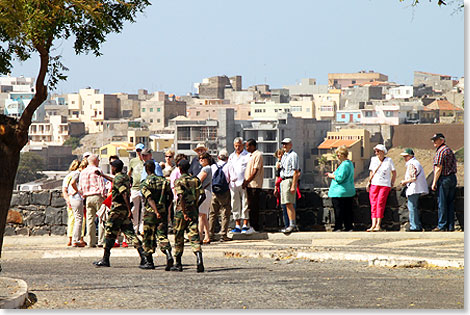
[
  {"left": 373, "top": 144, "right": 388, "bottom": 154},
  {"left": 141, "top": 148, "right": 152, "bottom": 155},
  {"left": 431, "top": 133, "right": 445, "bottom": 141},
  {"left": 83, "top": 152, "right": 92, "bottom": 158},
  {"left": 281, "top": 138, "right": 292, "bottom": 144},
  {"left": 135, "top": 143, "right": 145, "bottom": 151},
  {"left": 400, "top": 148, "right": 415, "bottom": 156}
]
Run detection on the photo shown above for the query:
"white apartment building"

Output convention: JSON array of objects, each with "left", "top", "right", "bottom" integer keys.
[
  {"left": 29, "top": 115, "right": 69, "bottom": 146},
  {"left": 385, "top": 86, "right": 414, "bottom": 100}
]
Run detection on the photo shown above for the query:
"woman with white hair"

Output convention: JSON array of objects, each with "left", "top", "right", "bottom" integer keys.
[{"left": 366, "top": 144, "right": 396, "bottom": 232}]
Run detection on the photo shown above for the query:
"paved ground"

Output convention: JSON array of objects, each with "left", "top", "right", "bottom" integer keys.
[{"left": 0, "top": 232, "right": 464, "bottom": 309}]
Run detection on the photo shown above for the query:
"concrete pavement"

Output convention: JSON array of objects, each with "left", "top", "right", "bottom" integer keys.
[{"left": 0, "top": 231, "right": 464, "bottom": 308}]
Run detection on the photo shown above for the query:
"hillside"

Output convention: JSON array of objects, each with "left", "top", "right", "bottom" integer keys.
[{"left": 354, "top": 147, "right": 464, "bottom": 188}]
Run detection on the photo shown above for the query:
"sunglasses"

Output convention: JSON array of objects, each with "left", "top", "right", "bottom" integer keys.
[{"left": 165, "top": 155, "right": 173, "bottom": 158}]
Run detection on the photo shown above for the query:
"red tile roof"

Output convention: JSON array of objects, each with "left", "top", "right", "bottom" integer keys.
[
  {"left": 416, "top": 71, "right": 451, "bottom": 78},
  {"left": 426, "top": 100, "right": 463, "bottom": 111},
  {"left": 317, "top": 139, "right": 361, "bottom": 149}
]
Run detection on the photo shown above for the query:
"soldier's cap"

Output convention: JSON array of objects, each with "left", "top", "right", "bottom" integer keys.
[
  {"left": 431, "top": 133, "right": 445, "bottom": 141},
  {"left": 110, "top": 159, "right": 124, "bottom": 169},
  {"left": 281, "top": 138, "right": 292, "bottom": 144},
  {"left": 135, "top": 143, "right": 145, "bottom": 152},
  {"left": 400, "top": 148, "right": 415, "bottom": 156},
  {"left": 177, "top": 159, "right": 190, "bottom": 169},
  {"left": 141, "top": 148, "right": 152, "bottom": 155}
]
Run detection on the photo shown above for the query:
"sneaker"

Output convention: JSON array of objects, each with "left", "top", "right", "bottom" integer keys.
[
  {"left": 281, "top": 225, "right": 296, "bottom": 234},
  {"left": 113, "top": 242, "right": 120, "bottom": 248},
  {"left": 122, "top": 241, "right": 129, "bottom": 248},
  {"left": 231, "top": 227, "right": 242, "bottom": 233},
  {"left": 241, "top": 227, "right": 256, "bottom": 234}
]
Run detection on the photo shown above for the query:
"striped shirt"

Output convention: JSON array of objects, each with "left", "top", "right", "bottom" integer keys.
[
  {"left": 433, "top": 144, "right": 457, "bottom": 176},
  {"left": 78, "top": 165, "right": 106, "bottom": 197}
]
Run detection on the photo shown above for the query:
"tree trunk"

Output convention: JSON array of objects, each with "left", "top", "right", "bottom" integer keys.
[{"left": 0, "top": 116, "right": 24, "bottom": 265}]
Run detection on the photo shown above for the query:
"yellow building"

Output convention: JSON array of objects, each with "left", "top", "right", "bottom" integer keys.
[
  {"left": 127, "top": 129, "right": 151, "bottom": 148},
  {"left": 149, "top": 134, "right": 174, "bottom": 152},
  {"left": 317, "top": 129, "right": 371, "bottom": 178},
  {"left": 99, "top": 142, "right": 135, "bottom": 160}
]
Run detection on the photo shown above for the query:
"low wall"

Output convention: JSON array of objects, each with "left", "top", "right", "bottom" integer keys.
[
  {"left": 392, "top": 124, "right": 464, "bottom": 150},
  {"left": 4, "top": 187, "right": 464, "bottom": 236}
]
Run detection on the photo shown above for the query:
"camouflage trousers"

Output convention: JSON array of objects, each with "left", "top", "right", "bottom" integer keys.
[
  {"left": 173, "top": 210, "right": 201, "bottom": 256},
  {"left": 142, "top": 210, "right": 171, "bottom": 254},
  {"left": 104, "top": 208, "right": 142, "bottom": 249}
]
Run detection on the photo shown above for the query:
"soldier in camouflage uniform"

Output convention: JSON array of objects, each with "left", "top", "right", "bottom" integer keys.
[
  {"left": 139, "top": 160, "right": 174, "bottom": 270},
  {"left": 171, "top": 159, "right": 206, "bottom": 272},
  {"left": 93, "top": 159, "right": 147, "bottom": 268}
]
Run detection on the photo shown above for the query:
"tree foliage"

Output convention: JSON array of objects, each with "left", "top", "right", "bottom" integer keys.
[
  {"left": 14, "top": 152, "right": 46, "bottom": 186},
  {"left": 63, "top": 136, "right": 81, "bottom": 149}
]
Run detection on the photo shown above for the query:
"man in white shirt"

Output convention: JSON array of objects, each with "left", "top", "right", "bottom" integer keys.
[{"left": 227, "top": 137, "right": 251, "bottom": 234}]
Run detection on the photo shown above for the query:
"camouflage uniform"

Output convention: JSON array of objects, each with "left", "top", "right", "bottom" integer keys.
[
  {"left": 103, "top": 172, "right": 142, "bottom": 249},
  {"left": 140, "top": 173, "right": 173, "bottom": 254},
  {"left": 173, "top": 173, "right": 204, "bottom": 256}
]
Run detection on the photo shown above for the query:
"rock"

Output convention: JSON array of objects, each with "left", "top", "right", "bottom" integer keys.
[
  {"left": 45, "top": 207, "right": 63, "bottom": 225},
  {"left": 24, "top": 212, "right": 45, "bottom": 227},
  {"left": 50, "top": 191, "right": 66, "bottom": 207},
  {"left": 31, "top": 191, "right": 51, "bottom": 206},
  {"left": 31, "top": 226, "right": 49, "bottom": 236},
  {"left": 4, "top": 225, "right": 16, "bottom": 236},
  {"left": 15, "top": 227, "right": 29, "bottom": 236},
  {"left": 10, "top": 192, "right": 30, "bottom": 206},
  {"left": 7, "top": 209, "right": 23, "bottom": 224}
]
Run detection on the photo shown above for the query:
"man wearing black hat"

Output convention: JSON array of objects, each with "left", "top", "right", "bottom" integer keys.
[
  {"left": 430, "top": 133, "right": 457, "bottom": 232},
  {"left": 93, "top": 159, "right": 148, "bottom": 267}
]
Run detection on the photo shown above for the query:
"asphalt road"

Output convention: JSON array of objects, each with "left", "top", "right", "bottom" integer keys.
[{"left": 1, "top": 254, "right": 464, "bottom": 309}]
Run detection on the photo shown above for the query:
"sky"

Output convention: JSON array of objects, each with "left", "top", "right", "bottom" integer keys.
[{"left": 9, "top": 0, "right": 465, "bottom": 96}]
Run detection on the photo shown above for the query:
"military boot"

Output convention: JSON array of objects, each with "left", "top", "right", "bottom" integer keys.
[
  {"left": 170, "top": 253, "right": 183, "bottom": 272},
  {"left": 195, "top": 251, "right": 204, "bottom": 273},
  {"left": 93, "top": 248, "right": 111, "bottom": 267},
  {"left": 139, "top": 253, "right": 155, "bottom": 270},
  {"left": 164, "top": 249, "right": 174, "bottom": 271},
  {"left": 137, "top": 247, "right": 148, "bottom": 268}
]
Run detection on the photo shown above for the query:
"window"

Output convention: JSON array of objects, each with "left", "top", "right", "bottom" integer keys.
[
  {"left": 142, "top": 108, "right": 146, "bottom": 112},
  {"left": 150, "top": 108, "right": 154, "bottom": 112},
  {"left": 352, "top": 80, "right": 356, "bottom": 84},
  {"left": 157, "top": 108, "right": 161, "bottom": 112},
  {"left": 157, "top": 119, "right": 161, "bottom": 123},
  {"left": 384, "top": 111, "right": 394, "bottom": 117},
  {"left": 95, "top": 101, "right": 101, "bottom": 104},
  {"left": 196, "top": 111, "right": 200, "bottom": 116},
  {"left": 150, "top": 119, "right": 153, "bottom": 123},
  {"left": 178, "top": 144, "right": 190, "bottom": 150},
  {"left": 365, "top": 111, "right": 373, "bottom": 117},
  {"left": 341, "top": 114, "right": 346, "bottom": 119}
]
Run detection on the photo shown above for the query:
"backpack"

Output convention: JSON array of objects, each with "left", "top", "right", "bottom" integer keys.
[{"left": 212, "top": 163, "right": 229, "bottom": 194}]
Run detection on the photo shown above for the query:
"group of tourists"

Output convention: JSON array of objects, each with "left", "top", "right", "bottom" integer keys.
[
  {"left": 61, "top": 132, "right": 458, "bottom": 271},
  {"left": 326, "top": 132, "right": 457, "bottom": 232}
]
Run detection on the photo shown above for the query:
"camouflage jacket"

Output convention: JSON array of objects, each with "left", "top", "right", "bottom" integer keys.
[
  {"left": 140, "top": 173, "right": 172, "bottom": 213},
  {"left": 174, "top": 173, "right": 204, "bottom": 211},
  {"left": 111, "top": 172, "right": 131, "bottom": 211}
]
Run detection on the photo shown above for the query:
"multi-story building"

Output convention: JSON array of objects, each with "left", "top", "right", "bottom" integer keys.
[
  {"left": 140, "top": 92, "right": 186, "bottom": 131},
  {"left": 195, "top": 75, "right": 241, "bottom": 99},
  {"left": 284, "top": 78, "right": 329, "bottom": 96},
  {"left": 28, "top": 115, "right": 85, "bottom": 146},
  {"left": 250, "top": 101, "right": 291, "bottom": 120},
  {"left": 149, "top": 134, "right": 174, "bottom": 152},
  {"left": 335, "top": 110, "right": 362, "bottom": 125},
  {"left": 414, "top": 71, "right": 455, "bottom": 93},
  {"left": 237, "top": 113, "right": 331, "bottom": 188},
  {"left": 426, "top": 99, "right": 464, "bottom": 124},
  {"left": 341, "top": 85, "right": 384, "bottom": 109},
  {"left": 313, "top": 93, "right": 341, "bottom": 121},
  {"left": 317, "top": 129, "right": 371, "bottom": 179},
  {"left": 127, "top": 129, "right": 151, "bottom": 149},
  {"left": 328, "top": 71, "right": 388, "bottom": 89},
  {"left": 61, "top": 88, "right": 120, "bottom": 134},
  {"left": 172, "top": 108, "right": 235, "bottom": 158},
  {"left": 187, "top": 103, "right": 251, "bottom": 120}
]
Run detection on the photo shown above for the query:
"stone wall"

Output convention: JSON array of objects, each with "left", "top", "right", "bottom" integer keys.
[{"left": 4, "top": 187, "right": 464, "bottom": 236}]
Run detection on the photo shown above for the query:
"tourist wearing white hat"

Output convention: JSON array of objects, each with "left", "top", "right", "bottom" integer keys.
[
  {"left": 279, "top": 137, "right": 300, "bottom": 234},
  {"left": 366, "top": 144, "right": 396, "bottom": 232},
  {"left": 400, "top": 148, "right": 428, "bottom": 232},
  {"left": 189, "top": 143, "right": 208, "bottom": 176}
]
